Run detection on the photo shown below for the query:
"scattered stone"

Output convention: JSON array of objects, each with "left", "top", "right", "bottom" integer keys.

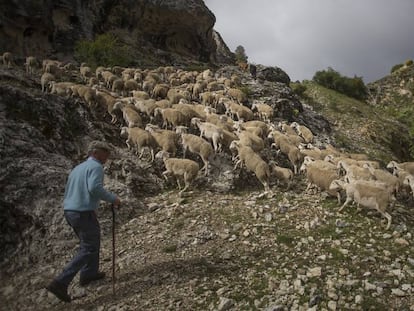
[
  {"left": 307, "top": 267, "right": 322, "bottom": 278},
  {"left": 355, "top": 295, "right": 363, "bottom": 304},
  {"left": 147, "top": 202, "right": 161, "bottom": 212},
  {"left": 395, "top": 238, "right": 409, "bottom": 246},
  {"left": 217, "top": 297, "right": 234, "bottom": 311},
  {"left": 391, "top": 288, "right": 406, "bottom": 297},
  {"left": 264, "top": 305, "right": 285, "bottom": 311},
  {"left": 364, "top": 280, "right": 377, "bottom": 291},
  {"left": 309, "top": 295, "right": 322, "bottom": 307},
  {"left": 328, "top": 300, "right": 337, "bottom": 310}
]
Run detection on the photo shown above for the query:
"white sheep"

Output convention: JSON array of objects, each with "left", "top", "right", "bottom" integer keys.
[
  {"left": 291, "top": 122, "right": 314, "bottom": 143},
  {"left": 363, "top": 164, "right": 400, "bottom": 195},
  {"left": 132, "top": 90, "right": 150, "bottom": 100},
  {"left": 191, "top": 117, "right": 224, "bottom": 153},
  {"left": 403, "top": 174, "right": 414, "bottom": 198},
  {"left": 235, "top": 130, "right": 265, "bottom": 153},
  {"left": 112, "top": 78, "right": 125, "bottom": 96},
  {"left": 145, "top": 124, "right": 178, "bottom": 156},
  {"left": 40, "top": 72, "right": 55, "bottom": 93},
  {"left": 279, "top": 122, "right": 297, "bottom": 136},
  {"left": 154, "top": 107, "right": 188, "bottom": 129},
  {"left": 124, "top": 79, "right": 141, "bottom": 94},
  {"left": 329, "top": 178, "right": 394, "bottom": 230},
  {"left": 222, "top": 99, "right": 254, "bottom": 121},
  {"left": 2, "top": 52, "right": 13, "bottom": 68},
  {"left": 50, "top": 81, "right": 75, "bottom": 96},
  {"left": 80, "top": 64, "right": 92, "bottom": 82},
  {"left": 251, "top": 101, "right": 274, "bottom": 121},
  {"left": 272, "top": 136, "right": 303, "bottom": 174},
  {"left": 269, "top": 162, "right": 293, "bottom": 188},
  {"left": 227, "top": 87, "right": 248, "bottom": 104},
  {"left": 387, "top": 160, "right": 414, "bottom": 176},
  {"left": 178, "top": 131, "right": 214, "bottom": 176},
  {"left": 155, "top": 151, "right": 199, "bottom": 194},
  {"left": 25, "top": 56, "right": 38, "bottom": 75},
  {"left": 114, "top": 102, "right": 143, "bottom": 128},
  {"left": 152, "top": 83, "right": 170, "bottom": 99},
  {"left": 120, "top": 127, "right": 157, "bottom": 161},
  {"left": 303, "top": 163, "right": 341, "bottom": 203},
  {"left": 71, "top": 85, "right": 97, "bottom": 108},
  {"left": 337, "top": 160, "right": 373, "bottom": 181},
  {"left": 230, "top": 141, "right": 271, "bottom": 192}
]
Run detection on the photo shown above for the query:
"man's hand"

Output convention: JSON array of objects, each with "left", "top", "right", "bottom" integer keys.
[{"left": 113, "top": 197, "right": 121, "bottom": 208}]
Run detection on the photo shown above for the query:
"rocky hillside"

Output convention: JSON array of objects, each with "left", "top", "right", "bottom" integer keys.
[
  {"left": 0, "top": 0, "right": 234, "bottom": 65},
  {"left": 1, "top": 57, "right": 413, "bottom": 310},
  {"left": 1, "top": 2, "right": 414, "bottom": 309}
]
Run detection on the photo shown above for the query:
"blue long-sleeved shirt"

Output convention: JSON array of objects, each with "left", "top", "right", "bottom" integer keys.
[{"left": 63, "top": 157, "right": 116, "bottom": 211}]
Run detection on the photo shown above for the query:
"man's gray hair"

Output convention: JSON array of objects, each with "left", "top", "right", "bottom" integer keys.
[{"left": 88, "top": 141, "right": 112, "bottom": 154}]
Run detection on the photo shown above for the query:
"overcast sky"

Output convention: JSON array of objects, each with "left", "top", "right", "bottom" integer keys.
[{"left": 204, "top": 0, "right": 414, "bottom": 83}]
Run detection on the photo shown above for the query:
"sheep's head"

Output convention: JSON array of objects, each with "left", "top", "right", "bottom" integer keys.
[
  {"left": 155, "top": 150, "right": 169, "bottom": 160},
  {"left": 329, "top": 179, "right": 343, "bottom": 191},
  {"left": 229, "top": 140, "right": 240, "bottom": 151},
  {"left": 120, "top": 127, "right": 129, "bottom": 138},
  {"left": 403, "top": 174, "right": 414, "bottom": 186},
  {"left": 175, "top": 126, "right": 188, "bottom": 135}
]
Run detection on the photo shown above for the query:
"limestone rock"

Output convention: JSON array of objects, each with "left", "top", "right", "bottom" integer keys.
[{"left": 0, "top": 0, "right": 232, "bottom": 65}]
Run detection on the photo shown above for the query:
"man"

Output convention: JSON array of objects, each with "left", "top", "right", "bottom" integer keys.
[{"left": 46, "top": 141, "right": 121, "bottom": 303}]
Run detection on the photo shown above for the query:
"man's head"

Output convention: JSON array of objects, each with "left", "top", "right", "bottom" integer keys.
[{"left": 88, "top": 141, "right": 112, "bottom": 164}]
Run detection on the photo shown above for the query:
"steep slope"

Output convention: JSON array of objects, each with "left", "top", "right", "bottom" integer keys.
[
  {"left": 0, "top": 63, "right": 413, "bottom": 310},
  {"left": 0, "top": 0, "right": 233, "bottom": 65},
  {"left": 298, "top": 80, "right": 413, "bottom": 163}
]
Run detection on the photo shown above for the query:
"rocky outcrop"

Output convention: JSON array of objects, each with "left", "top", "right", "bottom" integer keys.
[{"left": 0, "top": 0, "right": 233, "bottom": 64}]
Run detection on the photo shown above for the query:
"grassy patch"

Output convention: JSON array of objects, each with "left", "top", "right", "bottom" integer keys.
[
  {"left": 276, "top": 234, "right": 295, "bottom": 246},
  {"left": 162, "top": 244, "right": 178, "bottom": 253}
]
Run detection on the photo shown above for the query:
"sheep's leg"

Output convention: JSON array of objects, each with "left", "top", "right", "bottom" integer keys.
[
  {"left": 338, "top": 196, "right": 352, "bottom": 212},
  {"left": 293, "top": 164, "right": 298, "bottom": 175},
  {"left": 176, "top": 177, "right": 182, "bottom": 190},
  {"left": 382, "top": 212, "right": 392, "bottom": 230},
  {"left": 263, "top": 182, "right": 270, "bottom": 193},
  {"left": 162, "top": 170, "right": 170, "bottom": 181},
  {"left": 201, "top": 159, "right": 209, "bottom": 176},
  {"left": 234, "top": 159, "right": 242, "bottom": 170},
  {"left": 138, "top": 147, "right": 146, "bottom": 159},
  {"left": 126, "top": 139, "right": 132, "bottom": 151},
  {"left": 212, "top": 137, "right": 218, "bottom": 153},
  {"left": 305, "top": 182, "right": 313, "bottom": 192},
  {"left": 182, "top": 146, "right": 187, "bottom": 159},
  {"left": 150, "top": 149, "right": 154, "bottom": 162},
  {"left": 336, "top": 192, "right": 341, "bottom": 204},
  {"left": 180, "top": 175, "right": 190, "bottom": 193}
]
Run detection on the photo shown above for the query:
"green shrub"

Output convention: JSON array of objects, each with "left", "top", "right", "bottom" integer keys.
[
  {"left": 74, "top": 33, "right": 134, "bottom": 68},
  {"left": 312, "top": 67, "right": 367, "bottom": 100},
  {"left": 405, "top": 59, "right": 413, "bottom": 66},
  {"left": 391, "top": 63, "right": 404, "bottom": 73},
  {"left": 291, "top": 82, "right": 307, "bottom": 97},
  {"left": 234, "top": 45, "right": 248, "bottom": 64}
]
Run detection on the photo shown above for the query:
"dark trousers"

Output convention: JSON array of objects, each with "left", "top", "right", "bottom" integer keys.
[{"left": 55, "top": 211, "right": 100, "bottom": 287}]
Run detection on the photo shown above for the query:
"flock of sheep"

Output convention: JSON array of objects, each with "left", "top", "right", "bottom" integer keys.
[{"left": 2, "top": 51, "right": 414, "bottom": 230}]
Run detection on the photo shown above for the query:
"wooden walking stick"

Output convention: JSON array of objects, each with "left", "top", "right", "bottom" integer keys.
[{"left": 111, "top": 204, "right": 116, "bottom": 295}]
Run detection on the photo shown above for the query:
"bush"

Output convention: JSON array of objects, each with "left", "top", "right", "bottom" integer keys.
[
  {"left": 291, "top": 83, "right": 307, "bottom": 97},
  {"left": 405, "top": 59, "right": 413, "bottom": 67},
  {"left": 312, "top": 67, "right": 367, "bottom": 100},
  {"left": 391, "top": 63, "right": 404, "bottom": 73},
  {"left": 74, "top": 33, "right": 134, "bottom": 68},
  {"left": 234, "top": 45, "right": 248, "bottom": 64}
]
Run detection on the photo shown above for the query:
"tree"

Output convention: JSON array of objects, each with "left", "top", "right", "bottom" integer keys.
[
  {"left": 313, "top": 67, "right": 367, "bottom": 100},
  {"left": 234, "top": 45, "right": 248, "bottom": 64}
]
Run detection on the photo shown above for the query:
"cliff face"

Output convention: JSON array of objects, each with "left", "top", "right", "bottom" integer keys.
[{"left": 0, "top": 0, "right": 233, "bottom": 64}]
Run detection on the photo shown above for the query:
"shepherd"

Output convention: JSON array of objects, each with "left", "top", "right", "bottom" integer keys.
[{"left": 46, "top": 141, "right": 121, "bottom": 303}]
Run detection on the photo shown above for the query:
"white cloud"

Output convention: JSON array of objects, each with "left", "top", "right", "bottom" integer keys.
[{"left": 204, "top": 0, "right": 414, "bottom": 82}]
